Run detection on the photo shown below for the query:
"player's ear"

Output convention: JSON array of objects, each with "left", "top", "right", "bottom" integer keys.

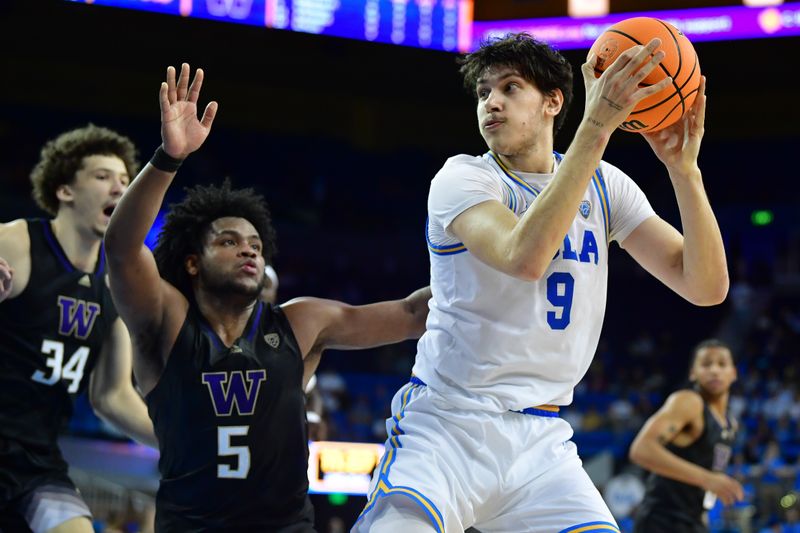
[
  {"left": 545, "top": 88, "right": 564, "bottom": 116},
  {"left": 55, "top": 183, "right": 74, "bottom": 204},
  {"left": 185, "top": 255, "right": 199, "bottom": 276}
]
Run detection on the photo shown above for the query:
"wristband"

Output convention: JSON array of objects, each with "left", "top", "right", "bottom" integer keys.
[{"left": 150, "top": 145, "right": 184, "bottom": 172}]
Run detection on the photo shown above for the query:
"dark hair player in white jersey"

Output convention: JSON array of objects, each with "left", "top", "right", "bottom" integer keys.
[{"left": 354, "top": 32, "right": 727, "bottom": 533}]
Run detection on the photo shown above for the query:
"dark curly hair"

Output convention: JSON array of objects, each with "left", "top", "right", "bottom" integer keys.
[
  {"left": 690, "top": 339, "right": 733, "bottom": 371},
  {"left": 30, "top": 124, "right": 140, "bottom": 216},
  {"left": 458, "top": 33, "right": 574, "bottom": 135},
  {"left": 153, "top": 179, "right": 277, "bottom": 299}
]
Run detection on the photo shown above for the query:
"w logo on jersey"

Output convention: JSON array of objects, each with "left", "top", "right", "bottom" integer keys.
[
  {"left": 57, "top": 296, "right": 101, "bottom": 340},
  {"left": 202, "top": 370, "right": 267, "bottom": 416}
]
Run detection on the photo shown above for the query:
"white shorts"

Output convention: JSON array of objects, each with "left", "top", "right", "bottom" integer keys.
[{"left": 353, "top": 380, "right": 619, "bottom": 533}]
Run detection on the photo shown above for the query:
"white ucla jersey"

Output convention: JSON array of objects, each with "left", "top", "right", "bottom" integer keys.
[{"left": 412, "top": 151, "right": 655, "bottom": 412}]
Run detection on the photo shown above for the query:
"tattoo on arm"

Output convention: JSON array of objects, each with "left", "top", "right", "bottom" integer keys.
[
  {"left": 601, "top": 96, "right": 624, "bottom": 111},
  {"left": 657, "top": 424, "right": 678, "bottom": 445},
  {"left": 588, "top": 117, "right": 604, "bottom": 128}
]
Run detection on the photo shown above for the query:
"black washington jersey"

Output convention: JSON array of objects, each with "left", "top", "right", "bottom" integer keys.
[
  {"left": 145, "top": 301, "right": 315, "bottom": 533},
  {"left": 0, "top": 219, "right": 117, "bottom": 488},
  {"left": 634, "top": 397, "right": 736, "bottom": 532}
]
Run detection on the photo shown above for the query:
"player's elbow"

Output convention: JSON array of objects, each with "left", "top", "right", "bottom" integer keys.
[
  {"left": 687, "top": 278, "right": 729, "bottom": 307},
  {"left": 505, "top": 238, "right": 559, "bottom": 281},
  {"left": 89, "top": 386, "right": 118, "bottom": 420},
  {"left": 103, "top": 224, "right": 136, "bottom": 263},
  {"left": 628, "top": 442, "right": 648, "bottom": 468},
  {"left": 89, "top": 388, "right": 109, "bottom": 417},
  {"left": 506, "top": 251, "right": 547, "bottom": 281}
]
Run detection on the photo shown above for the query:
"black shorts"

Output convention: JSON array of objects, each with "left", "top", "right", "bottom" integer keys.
[
  {"left": 0, "top": 437, "right": 91, "bottom": 533},
  {"left": 633, "top": 508, "right": 707, "bottom": 533},
  {"left": 0, "top": 478, "right": 92, "bottom": 533}
]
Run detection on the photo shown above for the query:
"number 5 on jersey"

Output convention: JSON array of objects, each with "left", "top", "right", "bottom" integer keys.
[{"left": 218, "top": 426, "right": 250, "bottom": 479}]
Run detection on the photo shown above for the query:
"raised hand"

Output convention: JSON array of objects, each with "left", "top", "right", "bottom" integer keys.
[
  {"left": 581, "top": 38, "right": 673, "bottom": 135},
  {"left": 642, "top": 76, "right": 707, "bottom": 179},
  {"left": 0, "top": 257, "right": 13, "bottom": 303},
  {"left": 159, "top": 63, "right": 218, "bottom": 160}
]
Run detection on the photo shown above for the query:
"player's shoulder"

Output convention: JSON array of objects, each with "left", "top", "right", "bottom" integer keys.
[
  {"left": 664, "top": 388, "right": 704, "bottom": 413},
  {"left": 597, "top": 159, "right": 632, "bottom": 183},
  {"left": 0, "top": 218, "right": 30, "bottom": 237},
  {"left": 442, "top": 153, "right": 489, "bottom": 168},
  {"left": 433, "top": 154, "right": 496, "bottom": 184},
  {"left": 0, "top": 218, "right": 31, "bottom": 260}
]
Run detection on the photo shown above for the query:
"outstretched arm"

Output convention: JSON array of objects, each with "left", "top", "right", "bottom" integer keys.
[
  {"left": 450, "top": 40, "right": 673, "bottom": 281},
  {"left": 89, "top": 318, "right": 158, "bottom": 448},
  {"left": 105, "top": 64, "right": 217, "bottom": 382},
  {"left": 281, "top": 286, "right": 431, "bottom": 383},
  {"left": 622, "top": 77, "right": 728, "bottom": 306},
  {"left": 629, "top": 390, "right": 743, "bottom": 505}
]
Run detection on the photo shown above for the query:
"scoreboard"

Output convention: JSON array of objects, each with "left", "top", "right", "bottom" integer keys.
[{"left": 67, "top": 0, "right": 474, "bottom": 52}]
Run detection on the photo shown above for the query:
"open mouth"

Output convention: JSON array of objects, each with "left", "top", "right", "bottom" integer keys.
[{"left": 103, "top": 205, "right": 116, "bottom": 217}]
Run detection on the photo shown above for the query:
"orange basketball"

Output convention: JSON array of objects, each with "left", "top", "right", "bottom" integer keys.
[{"left": 588, "top": 17, "right": 701, "bottom": 133}]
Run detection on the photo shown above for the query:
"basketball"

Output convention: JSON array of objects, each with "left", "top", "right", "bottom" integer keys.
[{"left": 589, "top": 17, "right": 701, "bottom": 133}]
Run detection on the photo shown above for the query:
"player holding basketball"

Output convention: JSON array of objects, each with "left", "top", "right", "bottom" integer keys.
[
  {"left": 354, "top": 33, "right": 726, "bottom": 532},
  {"left": 630, "top": 340, "right": 742, "bottom": 532},
  {"left": 104, "top": 63, "right": 431, "bottom": 532},
  {"left": 0, "top": 125, "right": 157, "bottom": 533}
]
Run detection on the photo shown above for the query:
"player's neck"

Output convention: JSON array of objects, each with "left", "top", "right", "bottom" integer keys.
[
  {"left": 705, "top": 393, "right": 730, "bottom": 426},
  {"left": 194, "top": 290, "right": 258, "bottom": 347},
  {"left": 50, "top": 214, "right": 101, "bottom": 272},
  {"left": 496, "top": 146, "right": 554, "bottom": 174}
]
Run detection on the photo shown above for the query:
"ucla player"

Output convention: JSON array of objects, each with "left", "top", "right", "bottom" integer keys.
[
  {"left": 354, "top": 34, "right": 728, "bottom": 532},
  {"left": 0, "top": 125, "right": 157, "bottom": 533},
  {"left": 631, "top": 340, "right": 742, "bottom": 532},
  {"left": 104, "top": 64, "right": 431, "bottom": 532}
]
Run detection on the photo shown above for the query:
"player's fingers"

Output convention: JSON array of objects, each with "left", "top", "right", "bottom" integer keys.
[
  {"left": 0, "top": 268, "right": 12, "bottom": 291},
  {"left": 177, "top": 63, "right": 190, "bottom": 101},
  {"left": 581, "top": 53, "right": 597, "bottom": 77},
  {"left": 606, "top": 38, "right": 659, "bottom": 77},
  {"left": 166, "top": 65, "right": 177, "bottom": 104},
  {"left": 734, "top": 481, "right": 745, "bottom": 501},
  {"left": 693, "top": 76, "right": 707, "bottom": 129},
  {"left": 634, "top": 75, "right": 672, "bottom": 102},
  {"left": 631, "top": 49, "right": 665, "bottom": 86},
  {"left": 187, "top": 68, "right": 204, "bottom": 104},
  {"left": 201, "top": 101, "right": 218, "bottom": 129},
  {"left": 622, "top": 38, "right": 662, "bottom": 77},
  {"left": 159, "top": 82, "right": 170, "bottom": 116}
]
